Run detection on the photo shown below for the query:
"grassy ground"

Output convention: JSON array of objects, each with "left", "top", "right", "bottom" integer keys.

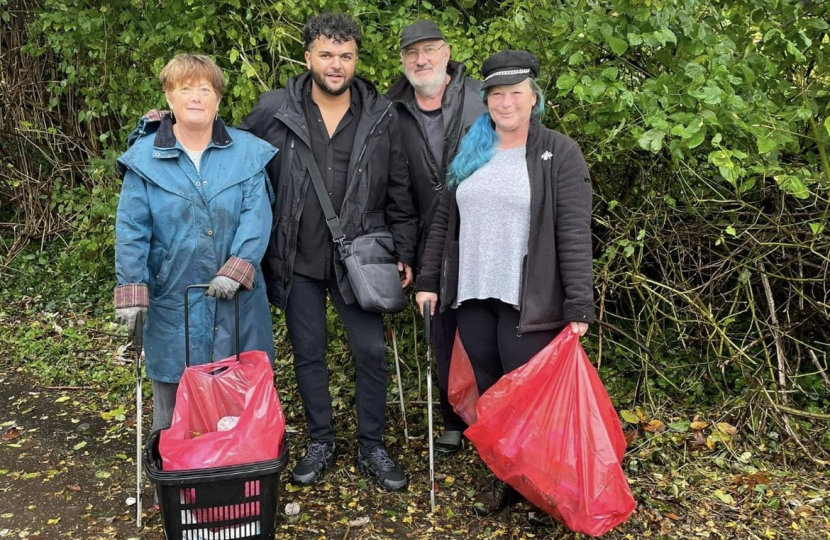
[{"left": 0, "top": 292, "right": 828, "bottom": 539}]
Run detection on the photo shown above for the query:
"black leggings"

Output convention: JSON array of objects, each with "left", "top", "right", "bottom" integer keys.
[{"left": 456, "top": 299, "right": 559, "bottom": 396}]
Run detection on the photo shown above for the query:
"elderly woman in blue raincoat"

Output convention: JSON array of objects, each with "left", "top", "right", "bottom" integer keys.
[{"left": 114, "top": 54, "right": 277, "bottom": 432}]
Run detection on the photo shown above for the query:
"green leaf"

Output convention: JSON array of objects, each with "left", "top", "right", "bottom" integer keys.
[
  {"left": 620, "top": 410, "right": 640, "bottom": 424},
  {"left": 555, "top": 72, "right": 577, "bottom": 92},
  {"left": 774, "top": 175, "right": 810, "bottom": 199},
  {"left": 725, "top": 226, "right": 736, "bottom": 236},
  {"left": 638, "top": 129, "right": 666, "bottom": 153},
  {"left": 607, "top": 36, "right": 628, "bottom": 56},
  {"left": 714, "top": 489, "right": 735, "bottom": 505},
  {"left": 824, "top": 117, "right": 830, "bottom": 138},
  {"left": 668, "top": 421, "right": 690, "bottom": 432},
  {"left": 756, "top": 133, "right": 778, "bottom": 154},
  {"left": 809, "top": 222, "right": 825, "bottom": 235}
]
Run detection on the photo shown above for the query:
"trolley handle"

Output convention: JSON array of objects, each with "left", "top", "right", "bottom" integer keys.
[
  {"left": 423, "top": 300, "right": 431, "bottom": 341},
  {"left": 183, "top": 284, "right": 240, "bottom": 367}
]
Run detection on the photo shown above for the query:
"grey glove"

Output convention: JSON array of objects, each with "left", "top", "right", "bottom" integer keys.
[
  {"left": 205, "top": 276, "right": 241, "bottom": 300},
  {"left": 115, "top": 307, "right": 147, "bottom": 333}
]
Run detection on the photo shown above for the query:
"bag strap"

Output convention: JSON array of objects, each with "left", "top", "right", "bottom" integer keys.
[{"left": 294, "top": 140, "right": 346, "bottom": 244}]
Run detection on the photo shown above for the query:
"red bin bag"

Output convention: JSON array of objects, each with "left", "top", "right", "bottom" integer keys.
[
  {"left": 447, "top": 331, "right": 480, "bottom": 426},
  {"left": 160, "top": 350, "right": 285, "bottom": 471},
  {"left": 464, "top": 329, "right": 635, "bottom": 537}
]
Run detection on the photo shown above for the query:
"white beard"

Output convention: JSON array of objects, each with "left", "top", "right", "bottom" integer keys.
[{"left": 405, "top": 57, "right": 449, "bottom": 97}]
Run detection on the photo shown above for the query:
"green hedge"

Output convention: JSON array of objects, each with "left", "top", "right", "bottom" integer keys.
[{"left": 3, "top": 0, "right": 828, "bottom": 437}]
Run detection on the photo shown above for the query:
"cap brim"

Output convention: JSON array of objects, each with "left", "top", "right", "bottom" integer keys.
[
  {"left": 400, "top": 33, "right": 445, "bottom": 49},
  {"left": 481, "top": 73, "right": 532, "bottom": 89}
]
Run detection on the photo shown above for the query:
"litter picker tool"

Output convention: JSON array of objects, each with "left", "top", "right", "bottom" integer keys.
[
  {"left": 134, "top": 311, "right": 144, "bottom": 528},
  {"left": 390, "top": 326, "right": 409, "bottom": 442},
  {"left": 424, "top": 301, "right": 436, "bottom": 512}
]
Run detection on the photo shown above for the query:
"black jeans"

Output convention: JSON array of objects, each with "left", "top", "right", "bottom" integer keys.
[
  {"left": 285, "top": 273, "right": 388, "bottom": 452},
  {"left": 456, "top": 299, "right": 559, "bottom": 396},
  {"left": 431, "top": 306, "right": 466, "bottom": 432}
]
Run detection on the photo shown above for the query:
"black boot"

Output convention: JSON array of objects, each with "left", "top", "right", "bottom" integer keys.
[{"left": 472, "top": 477, "right": 513, "bottom": 516}]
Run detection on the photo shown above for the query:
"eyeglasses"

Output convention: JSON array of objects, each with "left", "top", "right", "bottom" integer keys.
[
  {"left": 176, "top": 86, "right": 215, "bottom": 97},
  {"left": 402, "top": 44, "right": 447, "bottom": 63}
]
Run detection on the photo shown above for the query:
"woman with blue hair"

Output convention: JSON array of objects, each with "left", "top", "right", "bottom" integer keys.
[{"left": 415, "top": 50, "right": 594, "bottom": 515}]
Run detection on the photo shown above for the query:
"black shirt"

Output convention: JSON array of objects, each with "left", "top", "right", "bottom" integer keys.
[
  {"left": 294, "top": 81, "right": 361, "bottom": 280},
  {"left": 417, "top": 105, "right": 444, "bottom": 172}
]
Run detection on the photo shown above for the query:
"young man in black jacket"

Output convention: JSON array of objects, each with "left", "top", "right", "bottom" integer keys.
[
  {"left": 386, "top": 20, "right": 486, "bottom": 455},
  {"left": 240, "top": 12, "right": 418, "bottom": 492}
]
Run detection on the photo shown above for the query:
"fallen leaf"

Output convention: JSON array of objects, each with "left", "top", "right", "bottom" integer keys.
[
  {"left": 46, "top": 518, "right": 60, "bottom": 525},
  {"left": 73, "top": 441, "right": 87, "bottom": 451},
  {"left": 620, "top": 410, "right": 640, "bottom": 424},
  {"left": 624, "top": 429, "right": 638, "bottom": 445},
  {"left": 634, "top": 408, "right": 649, "bottom": 422},
  {"left": 285, "top": 502, "right": 300, "bottom": 516},
  {"left": 668, "top": 421, "right": 690, "bottom": 432},
  {"left": 716, "top": 422, "right": 737, "bottom": 436},
  {"left": 55, "top": 396, "right": 70, "bottom": 403},
  {"left": 2, "top": 428, "right": 20, "bottom": 441},
  {"left": 644, "top": 419, "right": 666, "bottom": 433},
  {"left": 690, "top": 420, "right": 708, "bottom": 430},
  {"left": 714, "top": 489, "right": 735, "bottom": 504},
  {"left": 348, "top": 516, "right": 370, "bottom": 527},
  {"left": 66, "top": 485, "right": 81, "bottom": 492}
]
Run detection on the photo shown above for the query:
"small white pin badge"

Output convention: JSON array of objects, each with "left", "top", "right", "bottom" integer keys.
[{"left": 541, "top": 151, "right": 553, "bottom": 161}]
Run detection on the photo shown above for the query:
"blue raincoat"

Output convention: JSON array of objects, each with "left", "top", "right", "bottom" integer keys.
[{"left": 115, "top": 117, "right": 277, "bottom": 383}]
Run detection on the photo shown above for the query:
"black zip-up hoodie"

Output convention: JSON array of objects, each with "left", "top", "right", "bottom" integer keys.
[
  {"left": 416, "top": 118, "right": 595, "bottom": 332},
  {"left": 386, "top": 61, "right": 486, "bottom": 272},
  {"left": 240, "top": 73, "right": 418, "bottom": 308}
]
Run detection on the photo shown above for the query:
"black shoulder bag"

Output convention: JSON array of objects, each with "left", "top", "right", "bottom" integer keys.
[{"left": 295, "top": 142, "right": 407, "bottom": 314}]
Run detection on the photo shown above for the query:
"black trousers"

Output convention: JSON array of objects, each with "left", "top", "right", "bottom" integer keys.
[
  {"left": 456, "top": 299, "right": 559, "bottom": 396},
  {"left": 285, "top": 274, "right": 388, "bottom": 452},
  {"left": 431, "top": 305, "right": 467, "bottom": 432}
]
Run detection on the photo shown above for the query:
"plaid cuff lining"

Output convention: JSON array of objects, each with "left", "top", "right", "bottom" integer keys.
[
  {"left": 114, "top": 284, "right": 149, "bottom": 309},
  {"left": 217, "top": 256, "right": 255, "bottom": 290}
]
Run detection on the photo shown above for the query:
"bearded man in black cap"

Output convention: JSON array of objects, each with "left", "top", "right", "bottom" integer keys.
[{"left": 386, "top": 20, "right": 487, "bottom": 455}]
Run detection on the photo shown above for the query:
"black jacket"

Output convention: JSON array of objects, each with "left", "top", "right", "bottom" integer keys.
[
  {"left": 240, "top": 73, "right": 418, "bottom": 308},
  {"left": 386, "top": 61, "right": 485, "bottom": 272},
  {"left": 416, "top": 118, "right": 595, "bottom": 332}
]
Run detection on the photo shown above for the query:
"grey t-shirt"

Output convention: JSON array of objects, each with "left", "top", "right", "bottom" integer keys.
[
  {"left": 455, "top": 145, "right": 530, "bottom": 307},
  {"left": 418, "top": 106, "right": 444, "bottom": 171}
]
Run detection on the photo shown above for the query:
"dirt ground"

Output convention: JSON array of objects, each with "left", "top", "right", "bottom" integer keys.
[{"left": 2, "top": 363, "right": 829, "bottom": 540}]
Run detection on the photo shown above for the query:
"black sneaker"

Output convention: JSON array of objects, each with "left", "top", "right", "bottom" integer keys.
[
  {"left": 356, "top": 446, "right": 408, "bottom": 491},
  {"left": 291, "top": 441, "right": 336, "bottom": 484}
]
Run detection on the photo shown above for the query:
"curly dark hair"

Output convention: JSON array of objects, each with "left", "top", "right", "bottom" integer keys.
[{"left": 302, "top": 12, "right": 362, "bottom": 51}]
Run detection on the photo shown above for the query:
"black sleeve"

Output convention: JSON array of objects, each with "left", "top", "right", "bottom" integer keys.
[
  {"left": 415, "top": 185, "right": 451, "bottom": 293},
  {"left": 239, "top": 91, "right": 283, "bottom": 211},
  {"left": 384, "top": 114, "right": 418, "bottom": 267},
  {"left": 555, "top": 142, "right": 595, "bottom": 323}
]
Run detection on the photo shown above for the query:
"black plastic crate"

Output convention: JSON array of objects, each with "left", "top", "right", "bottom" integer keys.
[{"left": 145, "top": 430, "right": 288, "bottom": 540}]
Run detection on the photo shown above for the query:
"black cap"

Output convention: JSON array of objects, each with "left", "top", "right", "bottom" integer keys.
[
  {"left": 481, "top": 50, "right": 540, "bottom": 89},
  {"left": 400, "top": 20, "right": 445, "bottom": 49}
]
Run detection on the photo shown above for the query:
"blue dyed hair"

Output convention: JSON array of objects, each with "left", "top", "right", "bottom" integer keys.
[{"left": 446, "top": 79, "right": 546, "bottom": 188}]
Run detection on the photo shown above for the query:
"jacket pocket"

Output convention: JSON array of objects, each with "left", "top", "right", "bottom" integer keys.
[
  {"left": 151, "top": 252, "right": 175, "bottom": 300},
  {"left": 362, "top": 210, "right": 386, "bottom": 233}
]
